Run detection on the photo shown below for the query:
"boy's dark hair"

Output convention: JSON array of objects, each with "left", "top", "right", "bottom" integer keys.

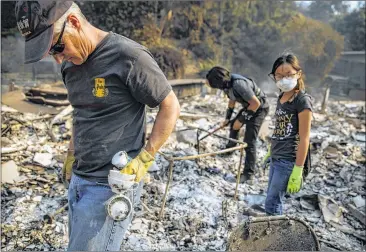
[{"left": 206, "top": 66, "right": 231, "bottom": 89}]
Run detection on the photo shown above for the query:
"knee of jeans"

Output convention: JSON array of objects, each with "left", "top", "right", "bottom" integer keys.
[
  {"left": 245, "top": 145, "right": 256, "bottom": 154},
  {"left": 232, "top": 120, "right": 242, "bottom": 130},
  {"left": 267, "top": 180, "right": 283, "bottom": 198}
]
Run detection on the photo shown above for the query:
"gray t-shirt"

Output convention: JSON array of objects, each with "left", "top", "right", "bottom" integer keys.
[
  {"left": 61, "top": 32, "right": 172, "bottom": 183},
  {"left": 270, "top": 91, "right": 313, "bottom": 161},
  {"left": 224, "top": 74, "right": 268, "bottom": 109}
]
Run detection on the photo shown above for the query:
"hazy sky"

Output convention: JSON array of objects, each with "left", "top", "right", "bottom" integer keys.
[
  {"left": 300, "top": 1, "right": 365, "bottom": 10},
  {"left": 347, "top": 1, "right": 364, "bottom": 10}
]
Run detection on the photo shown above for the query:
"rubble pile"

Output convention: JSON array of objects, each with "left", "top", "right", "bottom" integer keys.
[
  {"left": 1, "top": 93, "right": 365, "bottom": 251},
  {"left": 1, "top": 106, "right": 69, "bottom": 251}
]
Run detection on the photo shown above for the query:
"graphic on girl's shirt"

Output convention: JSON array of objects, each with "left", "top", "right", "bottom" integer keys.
[{"left": 273, "top": 108, "right": 294, "bottom": 139}]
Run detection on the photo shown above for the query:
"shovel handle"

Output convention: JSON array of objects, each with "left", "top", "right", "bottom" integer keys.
[{"left": 199, "top": 119, "right": 233, "bottom": 141}]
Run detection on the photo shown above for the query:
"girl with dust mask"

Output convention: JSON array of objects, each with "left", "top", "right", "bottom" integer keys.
[{"left": 263, "top": 53, "right": 313, "bottom": 215}]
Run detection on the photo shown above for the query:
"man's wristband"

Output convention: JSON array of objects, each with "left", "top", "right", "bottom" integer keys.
[{"left": 225, "top": 108, "right": 234, "bottom": 120}]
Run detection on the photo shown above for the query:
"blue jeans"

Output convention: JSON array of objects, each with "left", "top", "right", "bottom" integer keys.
[
  {"left": 265, "top": 159, "right": 294, "bottom": 215},
  {"left": 67, "top": 173, "right": 143, "bottom": 251}
]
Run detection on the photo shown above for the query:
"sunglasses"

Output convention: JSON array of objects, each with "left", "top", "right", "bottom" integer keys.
[{"left": 49, "top": 21, "right": 66, "bottom": 55}]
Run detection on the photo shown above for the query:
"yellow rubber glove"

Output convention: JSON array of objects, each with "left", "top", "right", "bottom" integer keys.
[
  {"left": 286, "top": 165, "right": 303, "bottom": 194},
  {"left": 120, "top": 149, "right": 155, "bottom": 182},
  {"left": 62, "top": 152, "right": 75, "bottom": 187}
]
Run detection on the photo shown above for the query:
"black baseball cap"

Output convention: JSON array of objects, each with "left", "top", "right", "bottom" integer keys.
[{"left": 15, "top": 1, "right": 73, "bottom": 64}]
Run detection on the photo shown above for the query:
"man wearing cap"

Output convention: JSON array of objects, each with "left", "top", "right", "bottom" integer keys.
[
  {"left": 206, "top": 66, "right": 269, "bottom": 182},
  {"left": 15, "top": 1, "right": 180, "bottom": 251}
]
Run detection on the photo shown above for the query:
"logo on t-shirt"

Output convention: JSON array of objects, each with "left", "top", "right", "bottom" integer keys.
[
  {"left": 92, "top": 78, "right": 109, "bottom": 98},
  {"left": 273, "top": 108, "right": 294, "bottom": 139}
]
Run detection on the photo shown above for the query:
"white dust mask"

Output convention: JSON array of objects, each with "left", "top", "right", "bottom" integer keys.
[{"left": 276, "top": 77, "right": 297, "bottom": 92}]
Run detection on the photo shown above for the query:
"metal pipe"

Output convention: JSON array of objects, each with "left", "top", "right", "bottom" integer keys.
[
  {"left": 171, "top": 145, "right": 245, "bottom": 161},
  {"left": 159, "top": 160, "right": 174, "bottom": 219},
  {"left": 196, "top": 129, "right": 200, "bottom": 155},
  {"left": 157, "top": 125, "right": 247, "bottom": 218},
  {"left": 43, "top": 203, "right": 69, "bottom": 224},
  {"left": 196, "top": 129, "right": 202, "bottom": 175},
  {"left": 187, "top": 125, "right": 246, "bottom": 145},
  {"left": 234, "top": 147, "right": 245, "bottom": 200},
  {"left": 158, "top": 145, "right": 246, "bottom": 218},
  {"left": 157, "top": 151, "right": 171, "bottom": 161}
]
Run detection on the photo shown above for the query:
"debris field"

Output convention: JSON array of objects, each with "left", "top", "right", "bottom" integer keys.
[{"left": 1, "top": 92, "right": 365, "bottom": 251}]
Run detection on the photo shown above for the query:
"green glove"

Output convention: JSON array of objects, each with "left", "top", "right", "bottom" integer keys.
[
  {"left": 120, "top": 148, "right": 155, "bottom": 182},
  {"left": 286, "top": 165, "right": 303, "bottom": 194},
  {"left": 62, "top": 152, "right": 75, "bottom": 187},
  {"left": 262, "top": 148, "right": 271, "bottom": 169}
]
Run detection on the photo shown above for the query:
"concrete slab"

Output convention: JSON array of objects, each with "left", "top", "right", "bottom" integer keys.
[
  {"left": 1, "top": 160, "right": 20, "bottom": 184},
  {"left": 1, "top": 90, "right": 65, "bottom": 114}
]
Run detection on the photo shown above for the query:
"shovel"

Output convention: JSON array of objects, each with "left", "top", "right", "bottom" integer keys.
[{"left": 199, "top": 119, "right": 233, "bottom": 141}]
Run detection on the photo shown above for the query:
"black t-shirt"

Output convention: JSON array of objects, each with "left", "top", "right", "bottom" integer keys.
[
  {"left": 61, "top": 32, "right": 172, "bottom": 183},
  {"left": 270, "top": 91, "right": 313, "bottom": 161}
]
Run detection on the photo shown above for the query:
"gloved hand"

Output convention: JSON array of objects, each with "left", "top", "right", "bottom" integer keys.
[
  {"left": 225, "top": 107, "right": 234, "bottom": 121},
  {"left": 221, "top": 119, "right": 230, "bottom": 128},
  {"left": 262, "top": 148, "right": 271, "bottom": 170},
  {"left": 286, "top": 165, "right": 303, "bottom": 194},
  {"left": 62, "top": 152, "right": 75, "bottom": 187},
  {"left": 241, "top": 109, "right": 255, "bottom": 121},
  {"left": 120, "top": 148, "right": 155, "bottom": 182}
]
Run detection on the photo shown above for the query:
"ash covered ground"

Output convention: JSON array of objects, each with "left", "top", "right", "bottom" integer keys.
[{"left": 1, "top": 93, "right": 365, "bottom": 251}]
